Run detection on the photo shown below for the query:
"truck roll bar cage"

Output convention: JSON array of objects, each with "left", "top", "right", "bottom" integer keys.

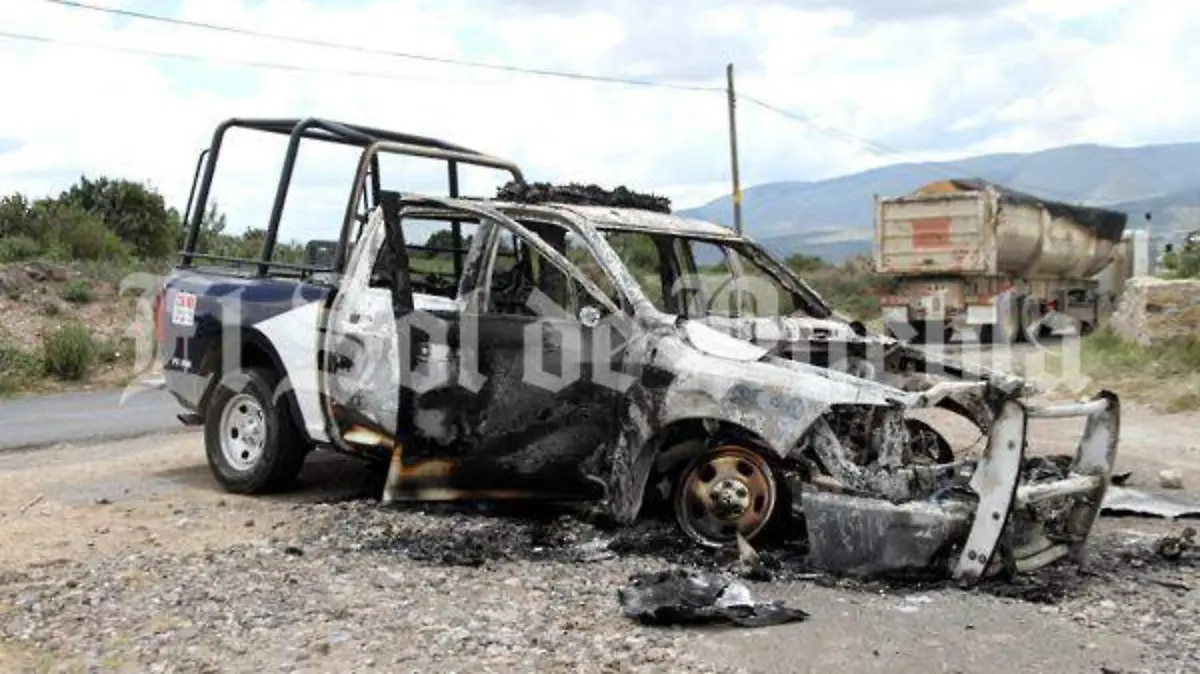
[{"left": 179, "top": 117, "right": 525, "bottom": 276}]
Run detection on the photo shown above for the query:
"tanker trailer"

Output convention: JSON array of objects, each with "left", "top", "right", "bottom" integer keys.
[{"left": 873, "top": 179, "right": 1128, "bottom": 343}]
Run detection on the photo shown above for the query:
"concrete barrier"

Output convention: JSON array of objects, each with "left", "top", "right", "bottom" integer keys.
[{"left": 1110, "top": 276, "right": 1200, "bottom": 346}]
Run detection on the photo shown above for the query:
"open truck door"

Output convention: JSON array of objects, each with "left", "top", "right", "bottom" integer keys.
[{"left": 319, "top": 198, "right": 413, "bottom": 455}]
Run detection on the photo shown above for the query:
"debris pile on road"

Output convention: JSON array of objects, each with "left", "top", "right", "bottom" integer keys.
[
  {"left": 1102, "top": 485, "right": 1200, "bottom": 519},
  {"left": 1158, "top": 469, "right": 1185, "bottom": 490},
  {"left": 1155, "top": 527, "right": 1195, "bottom": 561},
  {"left": 617, "top": 568, "right": 809, "bottom": 628}
]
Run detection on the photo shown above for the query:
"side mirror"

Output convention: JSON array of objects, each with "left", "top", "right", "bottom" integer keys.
[{"left": 579, "top": 305, "right": 603, "bottom": 328}]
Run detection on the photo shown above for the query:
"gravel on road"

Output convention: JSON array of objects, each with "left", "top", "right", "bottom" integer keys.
[{"left": 1, "top": 492, "right": 1195, "bottom": 674}]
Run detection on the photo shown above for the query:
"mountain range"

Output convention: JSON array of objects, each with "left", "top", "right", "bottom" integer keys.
[{"left": 676, "top": 141, "right": 1200, "bottom": 262}]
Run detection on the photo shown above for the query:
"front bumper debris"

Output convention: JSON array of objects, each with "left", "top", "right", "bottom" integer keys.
[{"left": 803, "top": 390, "right": 1120, "bottom": 585}]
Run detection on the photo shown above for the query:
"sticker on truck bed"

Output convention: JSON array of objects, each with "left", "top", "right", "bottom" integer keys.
[{"left": 171, "top": 291, "right": 196, "bottom": 327}]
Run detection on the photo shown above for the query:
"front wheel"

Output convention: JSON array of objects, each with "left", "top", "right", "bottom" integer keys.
[
  {"left": 204, "top": 367, "right": 307, "bottom": 494},
  {"left": 672, "top": 444, "right": 786, "bottom": 547}
]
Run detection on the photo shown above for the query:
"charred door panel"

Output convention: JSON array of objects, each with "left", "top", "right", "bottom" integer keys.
[
  {"left": 450, "top": 312, "right": 616, "bottom": 498},
  {"left": 387, "top": 201, "right": 627, "bottom": 501}
]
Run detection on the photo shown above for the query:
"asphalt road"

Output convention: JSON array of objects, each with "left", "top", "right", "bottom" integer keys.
[
  {"left": 0, "top": 339, "right": 1046, "bottom": 453},
  {"left": 0, "top": 384, "right": 187, "bottom": 451}
]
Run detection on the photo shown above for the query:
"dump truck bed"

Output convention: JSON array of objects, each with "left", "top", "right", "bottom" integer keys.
[
  {"left": 874, "top": 190, "right": 992, "bottom": 276},
  {"left": 873, "top": 180, "right": 1127, "bottom": 280}
]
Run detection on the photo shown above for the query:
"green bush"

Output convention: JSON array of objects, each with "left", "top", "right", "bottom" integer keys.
[
  {"left": 0, "top": 235, "right": 42, "bottom": 262},
  {"left": 1162, "top": 244, "right": 1200, "bottom": 279},
  {"left": 42, "top": 321, "right": 96, "bottom": 381},
  {"left": 96, "top": 336, "right": 134, "bottom": 364},
  {"left": 60, "top": 278, "right": 92, "bottom": 304},
  {"left": 791, "top": 255, "right": 899, "bottom": 321},
  {"left": 1082, "top": 326, "right": 1200, "bottom": 376},
  {"left": 39, "top": 203, "right": 130, "bottom": 262},
  {"left": 58, "top": 175, "right": 182, "bottom": 259},
  {"left": 0, "top": 194, "right": 34, "bottom": 240},
  {"left": 0, "top": 340, "right": 41, "bottom": 396}
]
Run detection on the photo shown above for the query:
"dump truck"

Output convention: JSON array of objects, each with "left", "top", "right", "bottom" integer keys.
[{"left": 874, "top": 179, "right": 1130, "bottom": 343}]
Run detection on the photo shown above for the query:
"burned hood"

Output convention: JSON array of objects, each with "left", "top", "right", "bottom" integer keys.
[
  {"left": 680, "top": 320, "right": 770, "bottom": 362},
  {"left": 645, "top": 330, "right": 913, "bottom": 459},
  {"left": 693, "top": 314, "right": 861, "bottom": 347}
]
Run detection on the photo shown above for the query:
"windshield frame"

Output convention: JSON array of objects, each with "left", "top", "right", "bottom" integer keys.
[
  {"left": 488, "top": 203, "right": 838, "bottom": 322},
  {"left": 586, "top": 224, "right": 836, "bottom": 321}
]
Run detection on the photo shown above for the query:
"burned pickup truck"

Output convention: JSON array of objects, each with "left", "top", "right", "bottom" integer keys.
[{"left": 156, "top": 118, "right": 1120, "bottom": 585}]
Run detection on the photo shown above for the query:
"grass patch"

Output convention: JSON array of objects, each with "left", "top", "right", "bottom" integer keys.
[
  {"left": 1166, "top": 390, "right": 1200, "bottom": 413},
  {"left": 1082, "top": 327, "right": 1200, "bottom": 376},
  {"left": 96, "top": 336, "right": 135, "bottom": 365},
  {"left": 73, "top": 257, "right": 171, "bottom": 287},
  {"left": 799, "top": 257, "right": 898, "bottom": 323},
  {"left": 41, "top": 321, "right": 96, "bottom": 381},
  {"left": 1078, "top": 327, "right": 1200, "bottom": 411},
  {"left": 0, "top": 339, "right": 41, "bottom": 396},
  {"left": 60, "top": 278, "right": 92, "bottom": 304}
]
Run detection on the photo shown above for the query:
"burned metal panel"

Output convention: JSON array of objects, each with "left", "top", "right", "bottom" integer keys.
[
  {"left": 803, "top": 490, "right": 973, "bottom": 576},
  {"left": 649, "top": 335, "right": 901, "bottom": 461},
  {"left": 337, "top": 193, "right": 1123, "bottom": 586},
  {"left": 953, "top": 399, "right": 1026, "bottom": 584},
  {"left": 551, "top": 204, "right": 743, "bottom": 240}
]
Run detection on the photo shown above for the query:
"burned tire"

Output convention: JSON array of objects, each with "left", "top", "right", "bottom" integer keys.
[
  {"left": 672, "top": 444, "right": 786, "bottom": 547},
  {"left": 204, "top": 366, "right": 307, "bottom": 494}
]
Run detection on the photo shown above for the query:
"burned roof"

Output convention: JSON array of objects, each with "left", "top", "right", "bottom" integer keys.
[
  {"left": 495, "top": 181, "right": 672, "bottom": 213},
  {"left": 551, "top": 204, "right": 742, "bottom": 238},
  {"left": 491, "top": 180, "right": 742, "bottom": 239}
]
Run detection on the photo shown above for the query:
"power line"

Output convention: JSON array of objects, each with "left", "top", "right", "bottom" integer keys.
[
  {"left": 32, "top": 0, "right": 964, "bottom": 172},
  {"left": 741, "top": 93, "right": 910, "bottom": 162},
  {"left": 0, "top": 30, "right": 536, "bottom": 86},
  {"left": 40, "top": 0, "right": 723, "bottom": 93},
  {"left": 28, "top": 0, "right": 1096, "bottom": 206}
]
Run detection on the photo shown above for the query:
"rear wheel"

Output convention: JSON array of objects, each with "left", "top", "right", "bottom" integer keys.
[
  {"left": 204, "top": 366, "right": 307, "bottom": 494},
  {"left": 672, "top": 444, "right": 784, "bottom": 547}
]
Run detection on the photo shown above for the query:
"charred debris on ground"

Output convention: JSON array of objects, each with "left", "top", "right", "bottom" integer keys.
[{"left": 299, "top": 488, "right": 1198, "bottom": 613}]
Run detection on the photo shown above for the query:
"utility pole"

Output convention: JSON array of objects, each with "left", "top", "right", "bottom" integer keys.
[{"left": 726, "top": 63, "right": 743, "bottom": 235}]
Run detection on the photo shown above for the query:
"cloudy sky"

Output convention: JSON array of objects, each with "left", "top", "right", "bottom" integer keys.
[{"left": 1, "top": 0, "right": 1198, "bottom": 242}]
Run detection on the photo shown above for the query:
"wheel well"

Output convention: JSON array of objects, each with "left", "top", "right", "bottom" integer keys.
[
  {"left": 637, "top": 418, "right": 779, "bottom": 513},
  {"left": 198, "top": 329, "right": 305, "bottom": 435}
]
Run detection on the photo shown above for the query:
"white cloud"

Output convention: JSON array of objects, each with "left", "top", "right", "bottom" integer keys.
[{"left": 0, "top": 0, "right": 1198, "bottom": 243}]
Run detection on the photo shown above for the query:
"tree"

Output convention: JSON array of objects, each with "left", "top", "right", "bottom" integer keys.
[
  {"left": 0, "top": 194, "right": 33, "bottom": 240},
  {"left": 1163, "top": 242, "right": 1200, "bottom": 278},
  {"left": 784, "top": 253, "right": 825, "bottom": 275},
  {"left": 59, "top": 175, "right": 181, "bottom": 259}
]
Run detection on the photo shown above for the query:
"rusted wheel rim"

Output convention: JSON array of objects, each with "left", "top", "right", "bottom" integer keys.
[{"left": 674, "top": 445, "right": 777, "bottom": 547}]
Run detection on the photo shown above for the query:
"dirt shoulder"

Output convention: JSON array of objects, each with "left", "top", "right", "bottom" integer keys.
[{"left": 0, "top": 414, "right": 1196, "bottom": 672}]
